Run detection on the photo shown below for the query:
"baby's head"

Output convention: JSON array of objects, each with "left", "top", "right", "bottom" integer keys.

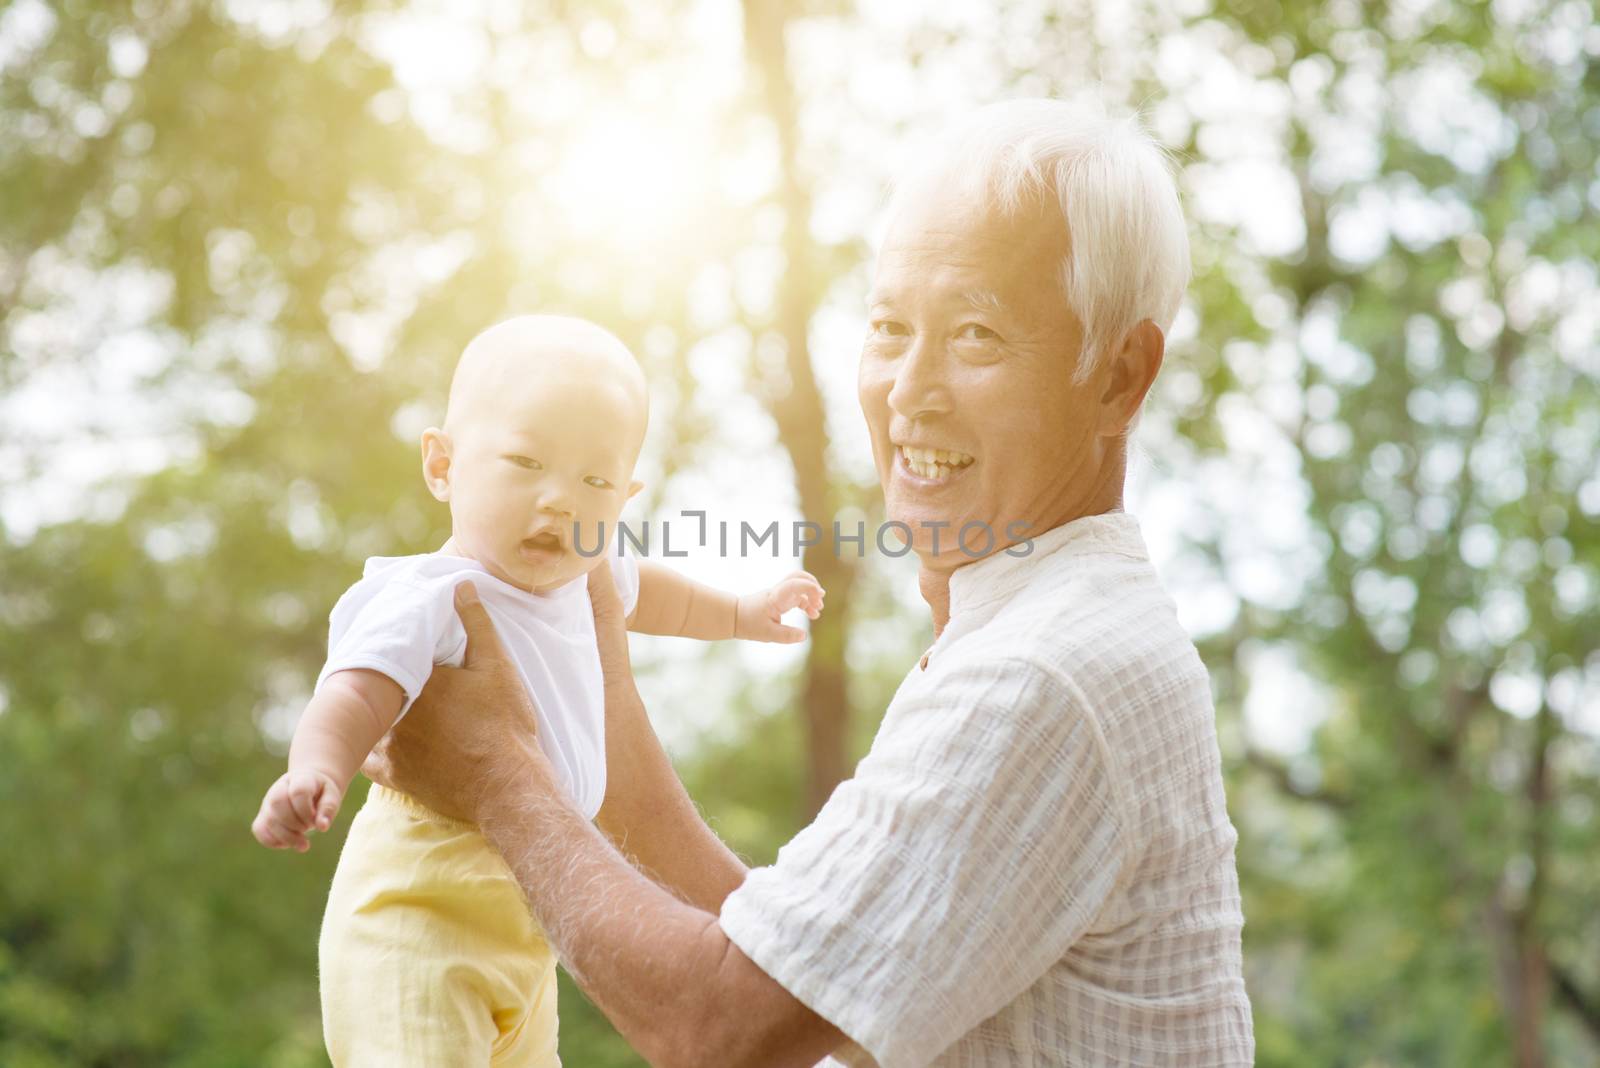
[{"left": 421, "top": 315, "right": 649, "bottom": 593}]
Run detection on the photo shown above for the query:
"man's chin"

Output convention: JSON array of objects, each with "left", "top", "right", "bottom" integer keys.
[
  {"left": 887, "top": 505, "right": 1031, "bottom": 563},
  {"left": 885, "top": 508, "right": 967, "bottom": 556}
]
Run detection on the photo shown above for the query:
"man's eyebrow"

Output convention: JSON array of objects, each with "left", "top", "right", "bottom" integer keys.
[{"left": 962, "top": 289, "right": 1006, "bottom": 315}]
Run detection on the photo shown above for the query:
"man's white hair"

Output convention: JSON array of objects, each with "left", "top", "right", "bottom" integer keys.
[{"left": 888, "top": 97, "right": 1190, "bottom": 385}]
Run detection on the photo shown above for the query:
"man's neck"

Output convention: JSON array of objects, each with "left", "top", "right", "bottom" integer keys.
[
  {"left": 915, "top": 476, "right": 1127, "bottom": 638},
  {"left": 919, "top": 565, "right": 954, "bottom": 639}
]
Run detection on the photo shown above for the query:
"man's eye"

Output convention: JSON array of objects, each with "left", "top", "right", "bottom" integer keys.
[
  {"left": 871, "top": 319, "right": 908, "bottom": 338},
  {"left": 583, "top": 476, "right": 613, "bottom": 489},
  {"left": 956, "top": 323, "right": 999, "bottom": 341},
  {"left": 506, "top": 455, "right": 542, "bottom": 469}
]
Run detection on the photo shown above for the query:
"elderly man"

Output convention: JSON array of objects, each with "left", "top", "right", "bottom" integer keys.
[{"left": 368, "top": 98, "right": 1254, "bottom": 1066}]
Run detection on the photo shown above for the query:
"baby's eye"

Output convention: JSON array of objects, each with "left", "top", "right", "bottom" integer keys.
[
  {"left": 956, "top": 322, "right": 999, "bottom": 341},
  {"left": 871, "top": 319, "right": 909, "bottom": 338},
  {"left": 505, "top": 455, "right": 542, "bottom": 470},
  {"left": 584, "top": 475, "right": 614, "bottom": 490}
]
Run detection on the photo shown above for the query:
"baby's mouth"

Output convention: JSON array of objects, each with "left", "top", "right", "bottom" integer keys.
[{"left": 521, "top": 531, "right": 565, "bottom": 554}]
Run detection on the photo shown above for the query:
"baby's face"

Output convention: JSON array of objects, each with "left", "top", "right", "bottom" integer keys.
[{"left": 441, "top": 374, "right": 644, "bottom": 593}]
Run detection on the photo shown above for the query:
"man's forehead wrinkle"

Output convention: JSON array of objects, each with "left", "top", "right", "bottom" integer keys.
[
  {"left": 877, "top": 240, "right": 1038, "bottom": 294},
  {"left": 874, "top": 254, "right": 1017, "bottom": 300},
  {"left": 869, "top": 188, "right": 1070, "bottom": 332},
  {"left": 882, "top": 222, "right": 1009, "bottom": 256}
]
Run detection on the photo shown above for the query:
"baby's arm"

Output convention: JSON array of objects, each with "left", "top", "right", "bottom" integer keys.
[
  {"left": 252, "top": 669, "right": 404, "bottom": 852},
  {"left": 629, "top": 559, "right": 824, "bottom": 644}
]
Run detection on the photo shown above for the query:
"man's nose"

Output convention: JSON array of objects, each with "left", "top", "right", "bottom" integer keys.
[{"left": 885, "top": 336, "right": 953, "bottom": 419}]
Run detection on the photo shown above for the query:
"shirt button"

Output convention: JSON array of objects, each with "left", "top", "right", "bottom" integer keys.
[{"left": 920, "top": 652, "right": 931, "bottom": 671}]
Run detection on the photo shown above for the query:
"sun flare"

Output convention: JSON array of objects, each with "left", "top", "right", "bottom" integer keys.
[{"left": 544, "top": 110, "right": 705, "bottom": 249}]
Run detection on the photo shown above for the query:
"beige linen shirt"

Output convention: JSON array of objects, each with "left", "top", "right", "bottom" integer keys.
[{"left": 718, "top": 511, "right": 1253, "bottom": 1067}]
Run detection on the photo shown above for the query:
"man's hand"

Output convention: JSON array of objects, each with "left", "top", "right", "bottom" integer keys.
[
  {"left": 252, "top": 769, "right": 342, "bottom": 852},
  {"left": 734, "top": 570, "right": 824, "bottom": 644},
  {"left": 361, "top": 582, "right": 543, "bottom": 823},
  {"left": 587, "top": 557, "right": 644, "bottom": 693}
]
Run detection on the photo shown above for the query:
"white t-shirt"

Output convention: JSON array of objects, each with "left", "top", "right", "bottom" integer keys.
[{"left": 315, "top": 552, "right": 640, "bottom": 821}]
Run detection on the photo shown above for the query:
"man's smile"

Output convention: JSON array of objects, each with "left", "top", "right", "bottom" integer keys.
[{"left": 895, "top": 444, "right": 976, "bottom": 483}]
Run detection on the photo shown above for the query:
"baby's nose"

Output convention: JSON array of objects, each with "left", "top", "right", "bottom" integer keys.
[{"left": 537, "top": 490, "right": 576, "bottom": 518}]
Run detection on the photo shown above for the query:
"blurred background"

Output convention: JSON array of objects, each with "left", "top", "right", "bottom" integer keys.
[{"left": 2, "top": 0, "right": 1598, "bottom": 1064}]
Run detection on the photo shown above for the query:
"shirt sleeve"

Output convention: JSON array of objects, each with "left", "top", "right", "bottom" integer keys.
[
  {"left": 316, "top": 576, "right": 464, "bottom": 718},
  {"left": 609, "top": 552, "right": 640, "bottom": 618},
  {"left": 718, "top": 656, "right": 1129, "bottom": 1068}
]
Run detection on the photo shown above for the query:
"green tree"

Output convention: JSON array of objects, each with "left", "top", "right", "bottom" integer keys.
[
  {"left": 0, "top": 1, "right": 868, "bottom": 1063},
  {"left": 1143, "top": 4, "right": 1600, "bottom": 1064}
]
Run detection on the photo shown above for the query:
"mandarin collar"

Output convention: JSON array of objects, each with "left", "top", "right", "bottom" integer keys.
[{"left": 946, "top": 510, "right": 1149, "bottom": 620}]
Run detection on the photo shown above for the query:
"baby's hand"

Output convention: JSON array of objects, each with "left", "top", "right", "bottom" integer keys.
[
  {"left": 735, "top": 570, "right": 825, "bottom": 644},
  {"left": 252, "top": 769, "right": 343, "bottom": 853}
]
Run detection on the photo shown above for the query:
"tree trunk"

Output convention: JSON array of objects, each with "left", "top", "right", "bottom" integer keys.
[
  {"left": 1486, "top": 699, "right": 1556, "bottom": 1068},
  {"left": 740, "top": 0, "right": 861, "bottom": 818}
]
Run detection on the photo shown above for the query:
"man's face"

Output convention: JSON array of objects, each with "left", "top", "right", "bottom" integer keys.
[
  {"left": 441, "top": 375, "right": 643, "bottom": 593},
  {"left": 858, "top": 180, "right": 1112, "bottom": 567}
]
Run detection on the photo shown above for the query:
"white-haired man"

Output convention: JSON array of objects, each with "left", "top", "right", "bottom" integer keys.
[{"left": 365, "top": 98, "right": 1254, "bottom": 1067}]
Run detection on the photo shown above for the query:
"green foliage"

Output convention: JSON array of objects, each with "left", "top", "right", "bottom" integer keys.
[{"left": 1160, "top": 2, "right": 1600, "bottom": 1063}]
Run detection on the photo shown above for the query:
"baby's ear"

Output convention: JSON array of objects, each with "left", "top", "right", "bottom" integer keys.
[
  {"left": 626, "top": 479, "right": 644, "bottom": 500},
  {"left": 421, "top": 428, "right": 452, "bottom": 502}
]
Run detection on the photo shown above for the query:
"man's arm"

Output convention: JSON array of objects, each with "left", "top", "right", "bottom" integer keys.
[
  {"left": 363, "top": 577, "right": 846, "bottom": 1068},
  {"left": 592, "top": 562, "right": 749, "bottom": 912},
  {"left": 484, "top": 745, "right": 843, "bottom": 1068}
]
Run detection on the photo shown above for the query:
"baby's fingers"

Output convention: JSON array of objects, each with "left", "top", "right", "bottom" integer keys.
[
  {"left": 315, "top": 785, "right": 342, "bottom": 833},
  {"left": 752, "top": 610, "right": 807, "bottom": 643},
  {"left": 776, "top": 574, "right": 823, "bottom": 607},
  {"left": 782, "top": 570, "right": 823, "bottom": 598},
  {"left": 266, "top": 808, "right": 312, "bottom": 852},
  {"left": 287, "top": 777, "right": 320, "bottom": 828},
  {"left": 768, "top": 623, "right": 807, "bottom": 644},
  {"left": 791, "top": 572, "right": 825, "bottom": 616},
  {"left": 251, "top": 811, "right": 283, "bottom": 849},
  {"left": 265, "top": 781, "right": 314, "bottom": 835},
  {"left": 253, "top": 809, "right": 309, "bottom": 852}
]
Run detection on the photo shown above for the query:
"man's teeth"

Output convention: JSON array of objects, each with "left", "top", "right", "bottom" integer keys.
[{"left": 898, "top": 446, "right": 975, "bottom": 480}]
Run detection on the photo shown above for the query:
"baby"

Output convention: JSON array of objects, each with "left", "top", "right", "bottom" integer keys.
[{"left": 250, "top": 315, "right": 824, "bottom": 1066}]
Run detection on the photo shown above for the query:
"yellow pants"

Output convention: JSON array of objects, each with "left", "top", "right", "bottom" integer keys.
[{"left": 319, "top": 785, "right": 560, "bottom": 1067}]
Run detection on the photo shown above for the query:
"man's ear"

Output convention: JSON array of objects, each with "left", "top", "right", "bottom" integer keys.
[
  {"left": 1097, "top": 320, "right": 1165, "bottom": 436},
  {"left": 626, "top": 479, "right": 645, "bottom": 500},
  {"left": 421, "top": 428, "right": 453, "bottom": 502}
]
